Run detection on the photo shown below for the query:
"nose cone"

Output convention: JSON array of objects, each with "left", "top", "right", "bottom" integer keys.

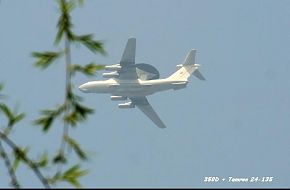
[{"left": 78, "top": 83, "right": 89, "bottom": 93}]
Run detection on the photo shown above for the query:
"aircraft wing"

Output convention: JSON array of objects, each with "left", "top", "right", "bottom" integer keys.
[
  {"left": 118, "top": 38, "right": 138, "bottom": 80},
  {"left": 130, "top": 97, "right": 166, "bottom": 129}
]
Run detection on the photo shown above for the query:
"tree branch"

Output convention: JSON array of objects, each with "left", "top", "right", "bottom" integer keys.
[
  {"left": 58, "top": 28, "right": 72, "bottom": 173},
  {"left": 0, "top": 140, "right": 20, "bottom": 188},
  {"left": 0, "top": 131, "right": 51, "bottom": 188}
]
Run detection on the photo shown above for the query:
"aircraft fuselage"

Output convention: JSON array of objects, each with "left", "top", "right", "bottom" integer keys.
[{"left": 79, "top": 78, "right": 187, "bottom": 97}]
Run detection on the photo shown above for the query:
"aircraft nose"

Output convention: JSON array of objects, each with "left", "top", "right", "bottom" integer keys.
[{"left": 78, "top": 83, "right": 89, "bottom": 92}]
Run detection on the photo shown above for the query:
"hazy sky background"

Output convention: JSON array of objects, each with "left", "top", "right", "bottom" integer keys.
[{"left": 0, "top": 0, "right": 290, "bottom": 188}]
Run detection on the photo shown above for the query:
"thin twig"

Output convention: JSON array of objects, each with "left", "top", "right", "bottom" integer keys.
[
  {"left": 0, "top": 140, "right": 20, "bottom": 188},
  {"left": 0, "top": 131, "right": 51, "bottom": 188},
  {"left": 58, "top": 32, "right": 72, "bottom": 173}
]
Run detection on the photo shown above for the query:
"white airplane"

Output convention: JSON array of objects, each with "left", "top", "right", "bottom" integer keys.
[{"left": 79, "top": 37, "right": 205, "bottom": 128}]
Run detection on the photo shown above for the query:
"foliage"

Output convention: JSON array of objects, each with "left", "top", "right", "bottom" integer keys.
[
  {"left": 0, "top": 104, "right": 25, "bottom": 131},
  {"left": 32, "top": 51, "right": 63, "bottom": 69},
  {"left": 12, "top": 147, "right": 30, "bottom": 171},
  {"left": 72, "top": 34, "right": 106, "bottom": 55},
  {"left": 70, "top": 63, "right": 105, "bottom": 76},
  {"left": 0, "top": 0, "right": 106, "bottom": 188},
  {"left": 31, "top": 0, "right": 106, "bottom": 188},
  {"left": 0, "top": 84, "right": 50, "bottom": 188},
  {"left": 48, "top": 165, "right": 88, "bottom": 187},
  {"left": 33, "top": 104, "right": 65, "bottom": 132},
  {"left": 64, "top": 135, "right": 87, "bottom": 160}
]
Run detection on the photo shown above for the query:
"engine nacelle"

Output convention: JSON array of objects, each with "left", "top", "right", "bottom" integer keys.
[
  {"left": 118, "top": 102, "right": 135, "bottom": 109},
  {"left": 102, "top": 71, "right": 119, "bottom": 78},
  {"left": 111, "top": 96, "right": 127, "bottom": 101},
  {"left": 176, "top": 64, "right": 183, "bottom": 69},
  {"left": 105, "top": 64, "right": 121, "bottom": 71}
]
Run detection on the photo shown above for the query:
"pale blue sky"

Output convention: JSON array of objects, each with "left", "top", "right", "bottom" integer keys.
[{"left": 0, "top": 0, "right": 290, "bottom": 188}]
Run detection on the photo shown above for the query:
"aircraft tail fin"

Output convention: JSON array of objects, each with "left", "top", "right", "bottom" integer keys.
[
  {"left": 120, "top": 37, "right": 136, "bottom": 64},
  {"left": 168, "top": 49, "right": 205, "bottom": 81}
]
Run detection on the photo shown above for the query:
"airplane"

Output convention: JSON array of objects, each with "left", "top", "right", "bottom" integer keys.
[{"left": 79, "top": 37, "right": 205, "bottom": 129}]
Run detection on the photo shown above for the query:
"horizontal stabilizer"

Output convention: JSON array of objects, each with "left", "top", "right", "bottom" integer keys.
[{"left": 193, "top": 69, "right": 206, "bottom": 80}]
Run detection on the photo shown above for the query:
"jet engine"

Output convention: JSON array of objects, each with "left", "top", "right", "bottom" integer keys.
[
  {"left": 102, "top": 63, "right": 160, "bottom": 80},
  {"left": 105, "top": 64, "right": 121, "bottom": 71},
  {"left": 102, "top": 71, "right": 119, "bottom": 78},
  {"left": 111, "top": 96, "right": 127, "bottom": 101},
  {"left": 118, "top": 102, "right": 135, "bottom": 109}
]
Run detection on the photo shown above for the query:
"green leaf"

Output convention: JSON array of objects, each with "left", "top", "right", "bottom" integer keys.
[
  {"left": 0, "top": 83, "right": 3, "bottom": 92},
  {"left": 55, "top": 0, "right": 75, "bottom": 44},
  {"left": 70, "top": 63, "right": 105, "bottom": 76},
  {"left": 63, "top": 92, "right": 93, "bottom": 126},
  {"left": 12, "top": 159, "right": 21, "bottom": 172},
  {"left": 0, "top": 83, "right": 6, "bottom": 99},
  {"left": 0, "top": 104, "right": 14, "bottom": 121},
  {"left": 0, "top": 104, "right": 25, "bottom": 127},
  {"left": 34, "top": 116, "right": 54, "bottom": 132},
  {"left": 67, "top": 178, "right": 80, "bottom": 188},
  {"left": 67, "top": 90, "right": 82, "bottom": 102},
  {"left": 72, "top": 34, "right": 106, "bottom": 55},
  {"left": 63, "top": 111, "right": 78, "bottom": 126},
  {"left": 83, "top": 63, "right": 105, "bottom": 75},
  {"left": 47, "top": 172, "right": 62, "bottom": 185},
  {"left": 74, "top": 102, "right": 93, "bottom": 119},
  {"left": 32, "top": 51, "right": 63, "bottom": 69},
  {"left": 41, "top": 104, "right": 66, "bottom": 116},
  {"left": 64, "top": 135, "right": 87, "bottom": 160},
  {"left": 0, "top": 104, "right": 25, "bottom": 135},
  {"left": 62, "top": 165, "right": 88, "bottom": 188},
  {"left": 53, "top": 152, "right": 67, "bottom": 164},
  {"left": 12, "top": 113, "right": 25, "bottom": 125},
  {"left": 12, "top": 147, "right": 29, "bottom": 171},
  {"left": 5, "top": 112, "right": 26, "bottom": 135},
  {"left": 37, "top": 153, "right": 49, "bottom": 168},
  {"left": 34, "top": 104, "right": 65, "bottom": 132}
]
